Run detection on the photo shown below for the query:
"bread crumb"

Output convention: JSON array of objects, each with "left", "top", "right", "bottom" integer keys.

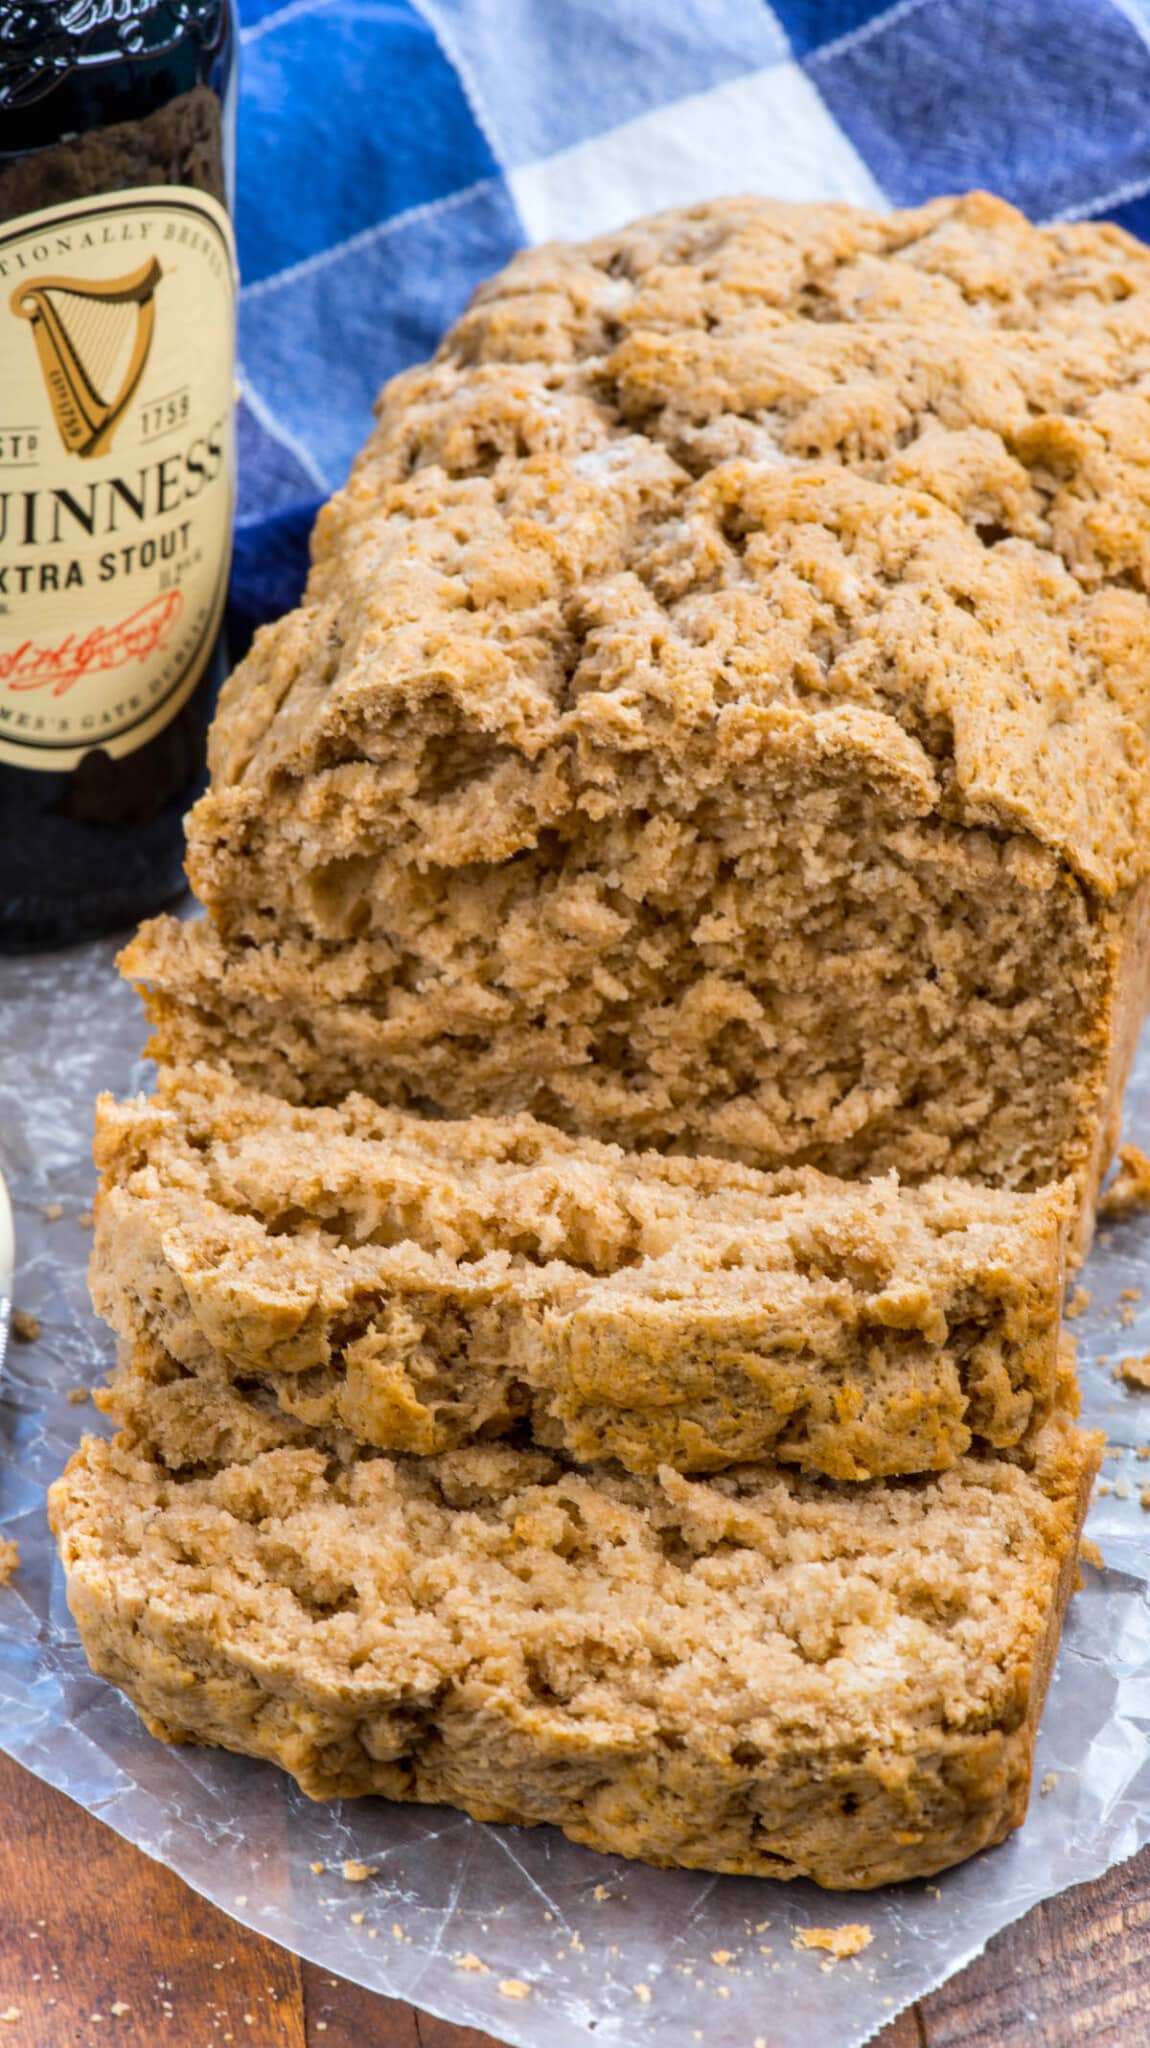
[
  {"left": 341, "top": 1860, "right": 376, "bottom": 1882},
  {"left": 593, "top": 1884, "right": 609, "bottom": 1901},
  {"left": 711, "top": 1950, "right": 734, "bottom": 1965},
  {"left": 1122, "top": 1288, "right": 1143, "bottom": 1303},
  {"left": 1121, "top": 1303, "right": 1137, "bottom": 1328},
  {"left": 79, "top": 1209, "right": 94, "bottom": 1229},
  {"left": 350, "top": 1912, "right": 364, "bottom": 1925},
  {"left": 1066, "top": 1286, "right": 1091, "bottom": 1320},
  {"left": 42, "top": 1202, "right": 63, "bottom": 1222},
  {"left": 109, "top": 2002, "right": 130, "bottom": 2017},
  {"left": 1, "top": 2010, "right": 20, "bottom": 2024},
  {"left": 1080, "top": 1538, "right": 1105, "bottom": 1569},
  {"left": 1117, "top": 1354, "right": 1150, "bottom": 1390},
  {"left": 309, "top": 1861, "right": 324, "bottom": 1874},
  {"left": 1115, "top": 1477, "right": 1131, "bottom": 1500},
  {"left": 1100, "top": 1144, "right": 1150, "bottom": 1219},
  {"left": 1040, "top": 1772, "right": 1058, "bottom": 1796},
  {"left": 498, "top": 1979, "right": 530, "bottom": 1999},
  {"left": 455, "top": 1954, "right": 489, "bottom": 1973},
  {"left": 0, "top": 1537, "right": 19, "bottom": 1586},
  {"left": 793, "top": 1924, "right": 873, "bottom": 1960},
  {"left": 1141, "top": 1488, "right": 1150, "bottom": 1512},
  {"left": 634, "top": 1984, "right": 652, "bottom": 2003},
  {"left": 11, "top": 1309, "right": 40, "bottom": 1343},
  {"left": 716, "top": 1985, "right": 730, "bottom": 1998},
  {"left": 66, "top": 1387, "right": 89, "bottom": 1405}
]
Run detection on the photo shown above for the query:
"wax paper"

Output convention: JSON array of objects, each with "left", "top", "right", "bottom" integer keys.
[{"left": 2, "top": 928, "right": 1150, "bottom": 2048}]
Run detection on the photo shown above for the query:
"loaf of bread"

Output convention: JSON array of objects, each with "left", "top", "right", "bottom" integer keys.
[
  {"left": 122, "top": 191, "right": 1150, "bottom": 1246},
  {"left": 49, "top": 1364, "right": 1099, "bottom": 1889},
  {"left": 90, "top": 1063, "right": 1072, "bottom": 1481}
]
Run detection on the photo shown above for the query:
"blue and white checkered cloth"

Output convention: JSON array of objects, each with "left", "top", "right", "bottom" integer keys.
[{"left": 230, "top": 0, "right": 1150, "bottom": 640}]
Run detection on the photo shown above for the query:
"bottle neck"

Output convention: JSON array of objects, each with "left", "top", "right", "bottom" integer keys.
[{"left": 0, "top": 4, "right": 232, "bottom": 161}]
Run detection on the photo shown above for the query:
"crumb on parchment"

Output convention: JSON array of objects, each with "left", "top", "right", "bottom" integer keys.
[
  {"left": 1100, "top": 1144, "right": 1150, "bottom": 1220},
  {"left": 1065, "top": 1287, "right": 1091, "bottom": 1320},
  {"left": 0, "top": 1537, "right": 18, "bottom": 1586},
  {"left": 11, "top": 1310, "right": 40, "bottom": 1343},
  {"left": 66, "top": 1388, "right": 89, "bottom": 1405},
  {"left": 1080, "top": 1538, "right": 1105, "bottom": 1569},
  {"left": 341, "top": 1860, "right": 376, "bottom": 1882},
  {"left": 455, "top": 1954, "right": 489, "bottom": 1973},
  {"left": 42, "top": 1203, "right": 63, "bottom": 1222},
  {"left": 1116, "top": 1354, "right": 1150, "bottom": 1391},
  {"left": 793, "top": 1924, "right": 873, "bottom": 1960},
  {"left": 1040, "top": 1773, "right": 1058, "bottom": 1796},
  {"left": 498, "top": 1979, "right": 531, "bottom": 1999}
]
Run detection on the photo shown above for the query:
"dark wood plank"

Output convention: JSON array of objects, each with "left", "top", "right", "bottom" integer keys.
[
  {"left": 0, "top": 1749, "right": 304, "bottom": 2048},
  {"left": 301, "top": 1964, "right": 502, "bottom": 2046},
  {"left": 873, "top": 2014, "right": 924, "bottom": 2048},
  {"left": 910, "top": 1842, "right": 1150, "bottom": 2048}
]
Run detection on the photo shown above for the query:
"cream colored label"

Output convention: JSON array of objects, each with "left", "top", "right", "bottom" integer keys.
[{"left": 0, "top": 186, "right": 236, "bottom": 770}]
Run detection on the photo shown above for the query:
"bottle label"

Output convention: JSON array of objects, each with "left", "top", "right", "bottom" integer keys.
[{"left": 0, "top": 185, "right": 236, "bottom": 771}]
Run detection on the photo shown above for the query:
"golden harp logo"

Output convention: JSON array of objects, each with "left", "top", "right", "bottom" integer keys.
[{"left": 10, "top": 255, "right": 162, "bottom": 459}]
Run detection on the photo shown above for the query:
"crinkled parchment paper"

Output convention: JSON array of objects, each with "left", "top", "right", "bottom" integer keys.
[{"left": 3, "top": 928, "right": 1150, "bottom": 2048}]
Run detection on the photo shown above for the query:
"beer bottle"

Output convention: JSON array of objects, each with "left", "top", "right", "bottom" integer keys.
[{"left": 0, "top": 2, "right": 237, "bottom": 949}]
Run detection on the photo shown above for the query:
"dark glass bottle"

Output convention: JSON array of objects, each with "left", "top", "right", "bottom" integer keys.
[{"left": 0, "top": 1, "right": 237, "bottom": 950}]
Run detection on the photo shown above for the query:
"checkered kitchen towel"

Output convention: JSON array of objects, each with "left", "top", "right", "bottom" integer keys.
[{"left": 229, "top": 0, "right": 1150, "bottom": 641}]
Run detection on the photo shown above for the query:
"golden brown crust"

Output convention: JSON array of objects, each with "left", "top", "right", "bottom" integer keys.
[
  {"left": 88, "top": 1064, "right": 1071, "bottom": 1481},
  {"left": 205, "top": 191, "right": 1150, "bottom": 898},
  {"left": 49, "top": 1372, "right": 1100, "bottom": 1890}
]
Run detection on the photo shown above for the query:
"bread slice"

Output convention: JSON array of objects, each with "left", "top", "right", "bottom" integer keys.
[
  {"left": 90, "top": 1063, "right": 1072, "bottom": 1482},
  {"left": 122, "top": 191, "right": 1150, "bottom": 1246},
  {"left": 49, "top": 1365, "right": 1100, "bottom": 1889}
]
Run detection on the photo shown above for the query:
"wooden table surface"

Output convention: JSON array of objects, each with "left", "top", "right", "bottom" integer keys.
[{"left": 3, "top": 1752, "right": 1150, "bottom": 2048}]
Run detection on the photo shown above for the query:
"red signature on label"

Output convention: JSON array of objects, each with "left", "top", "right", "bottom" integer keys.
[{"left": 0, "top": 591, "right": 184, "bottom": 698}]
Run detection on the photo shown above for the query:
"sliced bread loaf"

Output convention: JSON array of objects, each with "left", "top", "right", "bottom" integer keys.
[{"left": 122, "top": 192, "right": 1150, "bottom": 1244}]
